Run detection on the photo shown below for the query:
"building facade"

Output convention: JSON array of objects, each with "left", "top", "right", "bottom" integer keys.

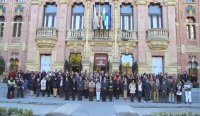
[{"left": 0, "top": 0, "right": 199, "bottom": 80}]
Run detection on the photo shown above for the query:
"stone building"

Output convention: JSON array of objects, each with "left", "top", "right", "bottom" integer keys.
[{"left": 0, "top": 0, "right": 199, "bottom": 80}]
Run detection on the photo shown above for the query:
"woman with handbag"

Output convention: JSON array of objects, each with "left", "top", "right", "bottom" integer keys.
[{"left": 176, "top": 81, "right": 182, "bottom": 104}]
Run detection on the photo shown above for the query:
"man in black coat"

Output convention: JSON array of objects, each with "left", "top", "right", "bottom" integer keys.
[
  {"left": 64, "top": 77, "right": 71, "bottom": 100},
  {"left": 77, "top": 77, "right": 84, "bottom": 101},
  {"left": 46, "top": 77, "right": 52, "bottom": 97},
  {"left": 144, "top": 79, "right": 151, "bottom": 102},
  {"left": 101, "top": 77, "right": 108, "bottom": 102}
]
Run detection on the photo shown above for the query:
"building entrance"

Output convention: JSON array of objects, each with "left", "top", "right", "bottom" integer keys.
[{"left": 94, "top": 54, "right": 109, "bottom": 73}]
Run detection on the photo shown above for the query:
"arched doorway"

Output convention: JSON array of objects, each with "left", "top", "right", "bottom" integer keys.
[
  {"left": 188, "top": 61, "right": 198, "bottom": 77},
  {"left": 10, "top": 58, "right": 19, "bottom": 72},
  {"left": 69, "top": 53, "right": 82, "bottom": 72}
]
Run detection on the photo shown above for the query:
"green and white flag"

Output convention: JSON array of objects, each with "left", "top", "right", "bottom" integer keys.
[{"left": 102, "top": 6, "right": 106, "bottom": 29}]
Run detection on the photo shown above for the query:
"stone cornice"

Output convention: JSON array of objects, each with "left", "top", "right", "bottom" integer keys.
[
  {"left": 58, "top": 0, "right": 70, "bottom": 4},
  {"left": 31, "top": 0, "right": 42, "bottom": 5},
  {"left": 164, "top": 0, "right": 177, "bottom": 6},
  {"left": 0, "top": 43, "right": 28, "bottom": 52},
  {"left": 135, "top": 0, "right": 147, "bottom": 5},
  {"left": 177, "top": 46, "right": 200, "bottom": 53}
]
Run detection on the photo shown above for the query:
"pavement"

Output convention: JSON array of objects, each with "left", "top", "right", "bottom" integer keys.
[{"left": 0, "top": 83, "right": 200, "bottom": 116}]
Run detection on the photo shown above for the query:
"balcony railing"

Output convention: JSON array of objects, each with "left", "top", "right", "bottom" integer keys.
[
  {"left": 16, "top": 0, "right": 24, "bottom": 2},
  {"left": 0, "top": 0, "right": 6, "bottom": 2},
  {"left": 91, "top": 29, "right": 113, "bottom": 40},
  {"left": 146, "top": 28, "right": 169, "bottom": 50},
  {"left": 147, "top": 28, "right": 169, "bottom": 40},
  {"left": 35, "top": 27, "right": 58, "bottom": 48},
  {"left": 36, "top": 27, "right": 57, "bottom": 39},
  {"left": 66, "top": 29, "right": 85, "bottom": 40},
  {"left": 118, "top": 30, "right": 137, "bottom": 41}
]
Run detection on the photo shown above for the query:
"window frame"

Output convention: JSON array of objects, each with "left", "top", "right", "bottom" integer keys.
[
  {"left": 71, "top": 4, "right": 84, "bottom": 30},
  {"left": 0, "top": 16, "right": 5, "bottom": 37},
  {"left": 120, "top": 4, "right": 133, "bottom": 30},
  {"left": 43, "top": 3, "right": 57, "bottom": 28},
  {"left": 13, "top": 16, "right": 22, "bottom": 38},
  {"left": 148, "top": 4, "right": 163, "bottom": 29}
]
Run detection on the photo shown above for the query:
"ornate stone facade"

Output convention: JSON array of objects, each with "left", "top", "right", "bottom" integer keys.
[{"left": 0, "top": 0, "right": 199, "bottom": 81}]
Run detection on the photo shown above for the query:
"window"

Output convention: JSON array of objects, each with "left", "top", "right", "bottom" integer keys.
[
  {"left": 71, "top": 4, "right": 84, "bottom": 30},
  {"left": 13, "top": 16, "right": 22, "bottom": 37},
  {"left": 120, "top": 4, "right": 133, "bottom": 30},
  {"left": 43, "top": 4, "right": 57, "bottom": 27},
  {"left": 148, "top": 4, "right": 162, "bottom": 29},
  {"left": 10, "top": 58, "right": 19, "bottom": 72},
  {"left": 185, "top": 0, "right": 194, "bottom": 2},
  {"left": 186, "top": 17, "right": 195, "bottom": 39},
  {"left": 16, "top": 0, "right": 24, "bottom": 2},
  {"left": 93, "top": 3, "right": 111, "bottom": 30},
  {"left": 0, "top": 0, "right": 6, "bottom": 2},
  {"left": 0, "top": 16, "right": 5, "bottom": 37}
]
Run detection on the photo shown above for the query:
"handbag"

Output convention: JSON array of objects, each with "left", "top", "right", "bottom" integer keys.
[{"left": 177, "top": 91, "right": 182, "bottom": 95}]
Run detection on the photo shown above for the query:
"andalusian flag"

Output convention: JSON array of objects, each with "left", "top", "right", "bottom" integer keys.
[
  {"left": 98, "top": 4, "right": 101, "bottom": 28},
  {"left": 102, "top": 5, "right": 106, "bottom": 29},
  {"left": 93, "top": 5, "right": 97, "bottom": 29}
]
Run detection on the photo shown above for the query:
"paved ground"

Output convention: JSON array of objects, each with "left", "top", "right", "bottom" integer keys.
[{"left": 0, "top": 83, "right": 200, "bottom": 116}]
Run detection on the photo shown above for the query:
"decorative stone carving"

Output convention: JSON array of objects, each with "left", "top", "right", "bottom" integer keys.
[
  {"left": 180, "top": 44, "right": 185, "bottom": 54},
  {"left": 135, "top": 0, "right": 147, "bottom": 5},
  {"left": 146, "top": 28, "right": 169, "bottom": 50},
  {"left": 35, "top": 27, "right": 58, "bottom": 48},
  {"left": 31, "top": 0, "right": 42, "bottom": 5},
  {"left": 164, "top": 0, "right": 177, "bottom": 6},
  {"left": 58, "top": 0, "right": 70, "bottom": 4}
]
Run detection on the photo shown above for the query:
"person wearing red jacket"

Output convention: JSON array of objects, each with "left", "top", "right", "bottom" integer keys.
[{"left": 10, "top": 70, "right": 16, "bottom": 80}]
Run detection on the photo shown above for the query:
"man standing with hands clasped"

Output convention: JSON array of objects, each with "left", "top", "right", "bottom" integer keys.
[{"left": 184, "top": 79, "right": 193, "bottom": 104}]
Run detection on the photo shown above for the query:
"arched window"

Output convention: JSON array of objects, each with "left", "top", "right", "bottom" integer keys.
[
  {"left": 188, "top": 61, "right": 198, "bottom": 77},
  {"left": 186, "top": 17, "right": 195, "bottom": 39},
  {"left": 10, "top": 58, "right": 19, "bottom": 72},
  {"left": 13, "top": 16, "right": 23, "bottom": 37},
  {"left": 0, "top": 16, "right": 5, "bottom": 37}
]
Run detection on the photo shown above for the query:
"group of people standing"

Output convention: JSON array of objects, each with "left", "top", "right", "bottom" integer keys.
[{"left": 4, "top": 70, "right": 196, "bottom": 104}]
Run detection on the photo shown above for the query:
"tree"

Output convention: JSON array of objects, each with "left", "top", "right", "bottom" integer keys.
[
  {"left": 0, "top": 56, "right": 5, "bottom": 75},
  {"left": 121, "top": 62, "right": 132, "bottom": 73},
  {"left": 70, "top": 54, "right": 81, "bottom": 66}
]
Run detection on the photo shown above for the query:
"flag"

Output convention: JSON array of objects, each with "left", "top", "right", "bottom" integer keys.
[
  {"left": 98, "top": 4, "right": 101, "bottom": 28},
  {"left": 107, "top": 4, "right": 111, "bottom": 29},
  {"left": 102, "top": 5, "right": 106, "bottom": 29},
  {"left": 93, "top": 5, "right": 97, "bottom": 29}
]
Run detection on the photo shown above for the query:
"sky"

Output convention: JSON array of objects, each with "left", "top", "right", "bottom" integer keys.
[{"left": 121, "top": 54, "right": 133, "bottom": 64}]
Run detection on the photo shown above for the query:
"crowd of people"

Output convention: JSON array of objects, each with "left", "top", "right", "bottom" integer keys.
[{"left": 2, "top": 69, "right": 198, "bottom": 104}]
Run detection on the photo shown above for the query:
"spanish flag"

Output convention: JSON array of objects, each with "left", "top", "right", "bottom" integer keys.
[{"left": 98, "top": 3, "right": 101, "bottom": 28}]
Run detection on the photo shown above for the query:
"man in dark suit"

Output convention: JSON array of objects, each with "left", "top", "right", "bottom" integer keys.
[
  {"left": 77, "top": 77, "right": 84, "bottom": 101},
  {"left": 101, "top": 77, "right": 108, "bottom": 102}
]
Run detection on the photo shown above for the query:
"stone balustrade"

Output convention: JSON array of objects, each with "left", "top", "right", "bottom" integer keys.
[
  {"left": 118, "top": 30, "right": 137, "bottom": 41},
  {"left": 66, "top": 29, "right": 85, "bottom": 40},
  {"left": 35, "top": 27, "right": 58, "bottom": 48},
  {"left": 147, "top": 28, "right": 169, "bottom": 39},
  {"left": 91, "top": 29, "right": 113, "bottom": 40},
  {"left": 146, "top": 28, "right": 169, "bottom": 50}
]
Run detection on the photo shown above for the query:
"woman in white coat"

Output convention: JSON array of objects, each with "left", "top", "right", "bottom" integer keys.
[
  {"left": 41, "top": 77, "right": 47, "bottom": 97},
  {"left": 129, "top": 80, "right": 136, "bottom": 102}
]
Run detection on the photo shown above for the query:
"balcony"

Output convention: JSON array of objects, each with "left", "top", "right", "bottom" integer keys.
[
  {"left": 118, "top": 30, "right": 137, "bottom": 41},
  {"left": 66, "top": 29, "right": 85, "bottom": 40},
  {"left": 0, "top": 0, "right": 6, "bottom": 3},
  {"left": 89, "top": 29, "right": 113, "bottom": 41},
  {"left": 146, "top": 28, "right": 169, "bottom": 50},
  {"left": 35, "top": 27, "right": 58, "bottom": 48}
]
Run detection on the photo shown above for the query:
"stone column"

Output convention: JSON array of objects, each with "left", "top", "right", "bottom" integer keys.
[
  {"left": 111, "top": 0, "right": 120, "bottom": 72},
  {"left": 135, "top": 0, "right": 149, "bottom": 74},
  {"left": 82, "top": 0, "right": 92, "bottom": 72}
]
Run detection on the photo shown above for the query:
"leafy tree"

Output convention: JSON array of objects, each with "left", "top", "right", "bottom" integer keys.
[
  {"left": 70, "top": 54, "right": 81, "bottom": 66},
  {"left": 121, "top": 62, "right": 132, "bottom": 73},
  {"left": 0, "top": 56, "right": 5, "bottom": 75}
]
